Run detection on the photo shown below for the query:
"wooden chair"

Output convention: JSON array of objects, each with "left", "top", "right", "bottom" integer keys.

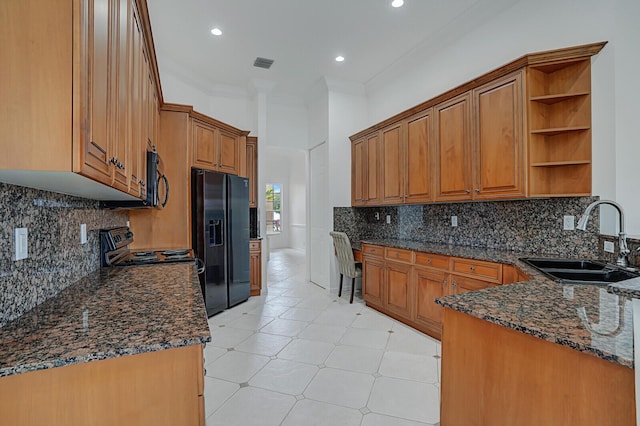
[{"left": 329, "top": 232, "right": 362, "bottom": 303}]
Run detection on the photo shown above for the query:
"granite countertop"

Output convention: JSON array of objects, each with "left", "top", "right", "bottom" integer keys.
[
  {"left": 0, "top": 263, "right": 211, "bottom": 377},
  {"left": 358, "top": 239, "right": 634, "bottom": 368}
]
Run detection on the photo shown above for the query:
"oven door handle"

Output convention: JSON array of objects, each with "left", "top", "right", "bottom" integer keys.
[{"left": 195, "top": 258, "right": 205, "bottom": 275}]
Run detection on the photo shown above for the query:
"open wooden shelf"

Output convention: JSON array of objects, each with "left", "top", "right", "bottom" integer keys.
[
  {"left": 530, "top": 126, "right": 590, "bottom": 136},
  {"left": 529, "top": 92, "right": 590, "bottom": 104},
  {"left": 527, "top": 58, "right": 592, "bottom": 197},
  {"left": 530, "top": 160, "right": 591, "bottom": 167}
]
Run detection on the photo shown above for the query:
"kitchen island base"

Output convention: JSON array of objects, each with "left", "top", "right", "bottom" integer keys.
[
  {"left": 441, "top": 308, "right": 634, "bottom": 426},
  {"left": 0, "top": 345, "right": 204, "bottom": 425}
]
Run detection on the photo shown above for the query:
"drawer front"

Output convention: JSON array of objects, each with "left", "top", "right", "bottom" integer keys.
[
  {"left": 385, "top": 247, "right": 414, "bottom": 264},
  {"left": 249, "top": 241, "right": 261, "bottom": 251},
  {"left": 362, "top": 244, "right": 384, "bottom": 258},
  {"left": 415, "top": 252, "right": 449, "bottom": 270},
  {"left": 451, "top": 257, "right": 502, "bottom": 283}
]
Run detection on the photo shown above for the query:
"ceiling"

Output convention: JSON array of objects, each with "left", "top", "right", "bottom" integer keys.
[{"left": 147, "top": 0, "right": 519, "bottom": 99}]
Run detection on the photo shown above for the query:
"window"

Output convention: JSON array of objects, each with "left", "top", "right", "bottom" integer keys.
[{"left": 266, "top": 183, "right": 282, "bottom": 234}]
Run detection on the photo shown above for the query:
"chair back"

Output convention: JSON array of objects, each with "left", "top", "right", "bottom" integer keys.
[{"left": 329, "top": 231, "right": 358, "bottom": 277}]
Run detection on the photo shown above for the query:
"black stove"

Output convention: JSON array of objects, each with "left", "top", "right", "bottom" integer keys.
[{"left": 100, "top": 227, "right": 194, "bottom": 267}]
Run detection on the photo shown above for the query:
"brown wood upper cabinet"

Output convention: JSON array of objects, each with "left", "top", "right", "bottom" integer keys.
[
  {"left": 349, "top": 43, "right": 605, "bottom": 206},
  {"left": 0, "top": 0, "right": 161, "bottom": 200},
  {"left": 246, "top": 137, "right": 258, "bottom": 207},
  {"left": 192, "top": 120, "right": 240, "bottom": 175},
  {"left": 473, "top": 71, "right": 525, "bottom": 199},
  {"left": 351, "top": 132, "right": 380, "bottom": 206},
  {"left": 434, "top": 94, "right": 473, "bottom": 201}
]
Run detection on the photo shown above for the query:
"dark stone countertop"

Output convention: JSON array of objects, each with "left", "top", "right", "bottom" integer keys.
[
  {"left": 0, "top": 263, "right": 211, "bottom": 377},
  {"left": 357, "top": 239, "right": 634, "bottom": 368}
]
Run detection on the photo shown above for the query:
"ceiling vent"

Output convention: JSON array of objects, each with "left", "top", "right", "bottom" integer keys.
[{"left": 253, "top": 57, "right": 274, "bottom": 69}]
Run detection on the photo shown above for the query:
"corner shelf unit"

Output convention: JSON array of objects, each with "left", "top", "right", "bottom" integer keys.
[{"left": 527, "top": 59, "right": 592, "bottom": 197}]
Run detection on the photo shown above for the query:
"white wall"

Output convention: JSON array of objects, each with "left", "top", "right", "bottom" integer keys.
[
  {"left": 365, "top": 0, "right": 640, "bottom": 236},
  {"left": 289, "top": 151, "right": 307, "bottom": 251},
  {"left": 326, "top": 86, "right": 368, "bottom": 290}
]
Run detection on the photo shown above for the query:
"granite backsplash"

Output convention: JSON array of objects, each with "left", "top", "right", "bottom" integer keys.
[
  {"left": 334, "top": 197, "right": 603, "bottom": 258},
  {"left": 0, "top": 183, "right": 128, "bottom": 327}
]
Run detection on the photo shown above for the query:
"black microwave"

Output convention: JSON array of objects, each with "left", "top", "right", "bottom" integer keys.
[{"left": 100, "top": 150, "right": 169, "bottom": 209}]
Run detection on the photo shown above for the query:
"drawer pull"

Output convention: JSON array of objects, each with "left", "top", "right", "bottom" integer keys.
[{"left": 427, "top": 259, "right": 432, "bottom": 263}]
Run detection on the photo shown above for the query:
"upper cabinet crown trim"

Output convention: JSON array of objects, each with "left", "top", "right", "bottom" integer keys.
[
  {"left": 161, "top": 103, "right": 250, "bottom": 136},
  {"left": 349, "top": 42, "right": 607, "bottom": 142}
]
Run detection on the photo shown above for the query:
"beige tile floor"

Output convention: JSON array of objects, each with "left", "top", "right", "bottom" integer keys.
[{"left": 204, "top": 248, "right": 441, "bottom": 426}]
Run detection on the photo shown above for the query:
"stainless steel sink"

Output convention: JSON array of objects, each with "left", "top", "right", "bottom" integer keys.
[
  {"left": 522, "top": 258, "right": 607, "bottom": 271},
  {"left": 520, "top": 257, "right": 640, "bottom": 285}
]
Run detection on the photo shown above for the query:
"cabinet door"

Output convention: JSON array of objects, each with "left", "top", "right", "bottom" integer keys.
[
  {"left": 414, "top": 267, "right": 447, "bottom": 331},
  {"left": 435, "top": 93, "right": 472, "bottom": 201},
  {"left": 192, "top": 121, "right": 216, "bottom": 169},
  {"left": 363, "top": 257, "right": 385, "bottom": 308},
  {"left": 81, "top": 0, "right": 113, "bottom": 185},
  {"left": 384, "top": 261, "right": 413, "bottom": 320},
  {"left": 250, "top": 242, "right": 262, "bottom": 296},
  {"left": 474, "top": 71, "right": 524, "bottom": 199},
  {"left": 450, "top": 274, "right": 496, "bottom": 295},
  {"left": 247, "top": 137, "right": 257, "bottom": 208},
  {"left": 365, "top": 132, "right": 380, "bottom": 204},
  {"left": 129, "top": 14, "right": 146, "bottom": 197},
  {"left": 111, "top": 0, "right": 130, "bottom": 192},
  {"left": 380, "top": 122, "right": 405, "bottom": 204},
  {"left": 406, "top": 110, "right": 433, "bottom": 203},
  {"left": 351, "top": 138, "right": 367, "bottom": 206},
  {"left": 217, "top": 129, "right": 239, "bottom": 175}
]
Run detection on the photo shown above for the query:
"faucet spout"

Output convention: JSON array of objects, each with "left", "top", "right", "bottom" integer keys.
[{"left": 577, "top": 200, "right": 630, "bottom": 267}]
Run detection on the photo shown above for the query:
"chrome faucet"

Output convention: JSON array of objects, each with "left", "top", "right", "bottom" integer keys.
[{"left": 576, "top": 200, "right": 630, "bottom": 268}]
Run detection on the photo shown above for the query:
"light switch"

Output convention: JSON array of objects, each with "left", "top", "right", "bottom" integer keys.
[
  {"left": 14, "top": 227, "right": 28, "bottom": 261},
  {"left": 451, "top": 216, "right": 458, "bottom": 227},
  {"left": 604, "top": 241, "right": 615, "bottom": 253},
  {"left": 386, "top": 215, "right": 391, "bottom": 224},
  {"left": 563, "top": 215, "right": 575, "bottom": 231},
  {"left": 80, "top": 224, "right": 87, "bottom": 244}
]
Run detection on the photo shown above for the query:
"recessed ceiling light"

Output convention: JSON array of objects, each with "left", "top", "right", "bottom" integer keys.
[
  {"left": 391, "top": 0, "right": 404, "bottom": 7},
  {"left": 335, "top": 56, "right": 345, "bottom": 62},
  {"left": 210, "top": 28, "right": 222, "bottom": 36}
]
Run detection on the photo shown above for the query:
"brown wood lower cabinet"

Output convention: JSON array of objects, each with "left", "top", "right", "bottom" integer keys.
[
  {"left": 362, "top": 254, "right": 385, "bottom": 308},
  {"left": 250, "top": 240, "right": 262, "bottom": 296},
  {"left": 384, "top": 260, "right": 413, "bottom": 320},
  {"left": 414, "top": 267, "right": 447, "bottom": 332},
  {"left": 361, "top": 243, "right": 527, "bottom": 339},
  {"left": 0, "top": 345, "right": 205, "bottom": 425},
  {"left": 441, "top": 309, "right": 634, "bottom": 425}
]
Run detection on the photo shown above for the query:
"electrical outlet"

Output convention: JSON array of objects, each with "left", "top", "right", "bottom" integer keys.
[
  {"left": 563, "top": 286, "right": 574, "bottom": 300},
  {"left": 604, "top": 241, "right": 615, "bottom": 253},
  {"left": 451, "top": 216, "right": 458, "bottom": 227},
  {"left": 80, "top": 224, "right": 87, "bottom": 244},
  {"left": 386, "top": 215, "right": 391, "bottom": 224},
  {"left": 126, "top": 220, "right": 130, "bottom": 227},
  {"left": 14, "top": 227, "right": 28, "bottom": 261},
  {"left": 375, "top": 212, "right": 380, "bottom": 221},
  {"left": 563, "top": 215, "right": 575, "bottom": 231}
]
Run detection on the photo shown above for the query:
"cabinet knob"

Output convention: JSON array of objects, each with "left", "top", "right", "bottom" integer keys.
[
  {"left": 110, "top": 156, "right": 118, "bottom": 165},
  {"left": 118, "top": 162, "right": 125, "bottom": 170},
  {"left": 470, "top": 266, "right": 475, "bottom": 271},
  {"left": 465, "top": 189, "right": 471, "bottom": 194},
  {"left": 452, "top": 281, "right": 457, "bottom": 287},
  {"left": 442, "top": 280, "right": 447, "bottom": 286},
  {"left": 475, "top": 188, "right": 480, "bottom": 193},
  {"left": 139, "top": 180, "right": 146, "bottom": 186}
]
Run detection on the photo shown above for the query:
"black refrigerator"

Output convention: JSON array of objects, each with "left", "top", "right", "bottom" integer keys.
[{"left": 192, "top": 169, "right": 250, "bottom": 316}]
